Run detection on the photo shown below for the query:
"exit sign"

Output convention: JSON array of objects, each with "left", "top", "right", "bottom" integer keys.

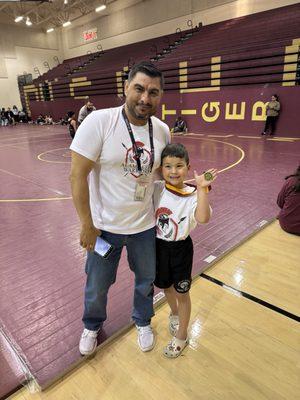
[{"left": 83, "top": 28, "right": 97, "bottom": 41}]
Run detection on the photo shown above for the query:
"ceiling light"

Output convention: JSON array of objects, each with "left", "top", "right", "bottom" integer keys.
[
  {"left": 62, "top": 21, "right": 71, "bottom": 27},
  {"left": 47, "top": 28, "right": 54, "bottom": 33},
  {"left": 64, "top": 0, "right": 68, "bottom": 4},
  {"left": 15, "top": 16, "right": 23, "bottom": 22},
  {"left": 95, "top": 5, "right": 106, "bottom": 12},
  {"left": 26, "top": 17, "right": 32, "bottom": 26}
]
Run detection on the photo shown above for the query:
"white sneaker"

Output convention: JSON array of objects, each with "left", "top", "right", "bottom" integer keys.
[
  {"left": 136, "top": 325, "right": 155, "bottom": 352},
  {"left": 79, "top": 328, "right": 98, "bottom": 356},
  {"left": 169, "top": 314, "right": 179, "bottom": 336}
]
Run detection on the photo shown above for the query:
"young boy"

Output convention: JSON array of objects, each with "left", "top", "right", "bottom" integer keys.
[{"left": 153, "top": 143, "right": 217, "bottom": 358}]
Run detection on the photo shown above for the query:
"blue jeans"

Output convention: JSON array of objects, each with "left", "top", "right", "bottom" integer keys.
[{"left": 82, "top": 227, "right": 156, "bottom": 330}]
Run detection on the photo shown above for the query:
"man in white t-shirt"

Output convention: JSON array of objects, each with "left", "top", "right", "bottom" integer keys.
[
  {"left": 77, "top": 100, "right": 96, "bottom": 125},
  {"left": 70, "top": 62, "right": 170, "bottom": 356}
]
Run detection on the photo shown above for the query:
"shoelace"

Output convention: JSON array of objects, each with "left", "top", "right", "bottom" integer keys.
[
  {"left": 82, "top": 329, "right": 98, "bottom": 338},
  {"left": 137, "top": 326, "right": 152, "bottom": 335}
]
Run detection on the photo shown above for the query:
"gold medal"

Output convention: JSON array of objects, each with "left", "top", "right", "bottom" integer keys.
[{"left": 204, "top": 172, "right": 213, "bottom": 181}]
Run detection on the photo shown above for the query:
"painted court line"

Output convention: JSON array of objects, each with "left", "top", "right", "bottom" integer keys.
[{"left": 201, "top": 274, "right": 300, "bottom": 322}]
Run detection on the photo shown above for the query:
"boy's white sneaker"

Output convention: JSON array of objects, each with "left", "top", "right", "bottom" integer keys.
[
  {"left": 79, "top": 328, "right": 98, "bottom": 356},
  {"left": 136, "top": 325, "right": 155, "bottom": 352}
]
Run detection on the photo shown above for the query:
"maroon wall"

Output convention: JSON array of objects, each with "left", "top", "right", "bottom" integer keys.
[
  {"left": 26, "top": 2, "right": 300, "bottom": 138},
  {"left": 30, "top": 86, "right": 300, "bottom": 138},
  {"left": 162, "top": 86, "right": 300, "bottom": 137}
]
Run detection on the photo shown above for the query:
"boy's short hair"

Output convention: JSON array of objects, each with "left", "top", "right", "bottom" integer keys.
[
  {"left": 128, "top": 61, "right": 164, "bottom": 89},
  {"left": 161, "top": 143, "right": 189, "bottom": 165}
]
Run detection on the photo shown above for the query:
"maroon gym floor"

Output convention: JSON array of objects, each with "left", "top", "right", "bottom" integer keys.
[{"left": 0, "top": 124, "right": 299, "bottom": 397}]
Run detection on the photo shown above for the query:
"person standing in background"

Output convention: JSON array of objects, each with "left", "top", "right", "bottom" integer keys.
[
  {"left": 261, "top": 94, "right": 280, "bottom": 136},
  {"left": 67, "top": 111, "right": 77, "bottom": 139}
]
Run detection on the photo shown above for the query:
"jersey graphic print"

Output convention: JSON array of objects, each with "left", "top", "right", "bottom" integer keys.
[
  {"left": 122, "top": 141, "right": 152, "bottom": 178},
  {"left": 155, "top": 207, "right": 187, "bottom": 241}
]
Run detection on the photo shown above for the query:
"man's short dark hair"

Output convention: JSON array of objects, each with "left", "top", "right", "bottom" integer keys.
[
  {"left": 161, "top": 143, "right": 189, "bottom": 165},
  {"left": 128, "top": 61, "right": 164, "bottom": 89}
]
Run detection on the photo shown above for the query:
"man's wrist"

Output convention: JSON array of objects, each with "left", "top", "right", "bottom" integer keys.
[{"left": 82, "top": 219, "right": 94, "bottom": 229}]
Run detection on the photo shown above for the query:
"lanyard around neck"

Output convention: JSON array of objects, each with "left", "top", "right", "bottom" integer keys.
[{"left": 122, "top": 107, "right": 154, "bottom": 173}]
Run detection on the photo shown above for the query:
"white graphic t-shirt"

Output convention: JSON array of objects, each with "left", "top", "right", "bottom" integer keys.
[
  {"left": 154, "top": 181, "right": 209, "bottom": 241},
  {"left": 70, "top": 106, "right": 170, "bottom": 234}
]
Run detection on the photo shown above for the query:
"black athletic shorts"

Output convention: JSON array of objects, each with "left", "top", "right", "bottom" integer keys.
[{"left": 155, "top": 236, "right": 193, "bottom": 293}]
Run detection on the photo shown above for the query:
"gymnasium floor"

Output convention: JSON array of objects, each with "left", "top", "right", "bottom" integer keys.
[
  {"left": 0, "top": 124, "right": 299, "bottom": 398},
  {"left": 8, "top": 221, "right": 300, "bottom": 400}
]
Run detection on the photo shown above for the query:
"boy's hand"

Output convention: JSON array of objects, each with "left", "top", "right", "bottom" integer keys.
[{"left": 194, "top": 168, "right": 218, "bottom": 188}]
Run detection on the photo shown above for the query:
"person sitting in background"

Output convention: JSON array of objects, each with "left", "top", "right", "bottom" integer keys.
[
  {"left": 58, "top": 115, "right": 68, "bottom": 125},
  {"left": 18, "top": 109, "right": 28, "bottom": 123},
  {"left": 171, "top": 116, "right": 187, "bottom": 134},
  {"left": 45, "top": 115, "right": 53, "bottom": 125},
  {"left": 1, "top": 108, "right": 8, "bottom": 126},
  {"left": 5, "top": 108, "right": 15, "bottom": 125},
  {"left": 67, "top": 111, "right": 77, "bottom": 139},
  {"left": 277, "top": 166, "right": 300, "bottom": 236},
  {"left": 77, "top": 100, "right": 96, "bottom": 125},
  {"left": 261, "top": 94, "right": 280, "bottom": 136},
  {"left": 36, "top": 114, "right": 45, "bottom": 125},
  {"left": 12, "top": 105, "right": 19, "bottom": 123}
]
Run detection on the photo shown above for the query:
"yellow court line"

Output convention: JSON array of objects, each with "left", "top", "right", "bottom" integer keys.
[
  {"left": 267, "top": 138, "right": 295, "bottom": 142},
  {"left": 183, "top": 133, "right": 205, "bottom": 136},
  {"left": 0, "top": 196, "right": 72, "bottom": 203},
  {"left": 183, "top": 138, "right": 245, "bottom": 183},
  {"left": 37, "top": 147, "right": 71, "bottom": 163},
  {"left": 207, "top": 134, "right": 234, "bottom": 138},
  {"left": 0, "top": 138, "right": 243, "bottom": 202},
  {"left": 237, "top": 136, "right": 262, "bottom": 139},
  {"left": 274, "top": 137, "right": 300, "bottom": 140}
]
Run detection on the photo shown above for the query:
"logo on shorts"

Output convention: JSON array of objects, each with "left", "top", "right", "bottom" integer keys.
[{"left": 176, "top": 280, "right": 191, "bottom": 293}]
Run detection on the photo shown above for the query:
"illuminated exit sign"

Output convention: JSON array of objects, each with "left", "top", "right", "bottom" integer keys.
[{"left": 83, "top": 28, "right": 97, "bottom": 41}]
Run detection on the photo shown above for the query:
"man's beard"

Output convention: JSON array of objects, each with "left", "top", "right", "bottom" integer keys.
[{"left": 127, "top": 103, "right": 155, "bottom": 121}]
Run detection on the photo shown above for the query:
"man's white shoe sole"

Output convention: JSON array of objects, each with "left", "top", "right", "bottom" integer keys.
[
  {"left": 138, "top": 336, "right": 156, "bottom": 352},
  {"left": 79, "top": 341, "right": 97, "bottom": 356}
]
